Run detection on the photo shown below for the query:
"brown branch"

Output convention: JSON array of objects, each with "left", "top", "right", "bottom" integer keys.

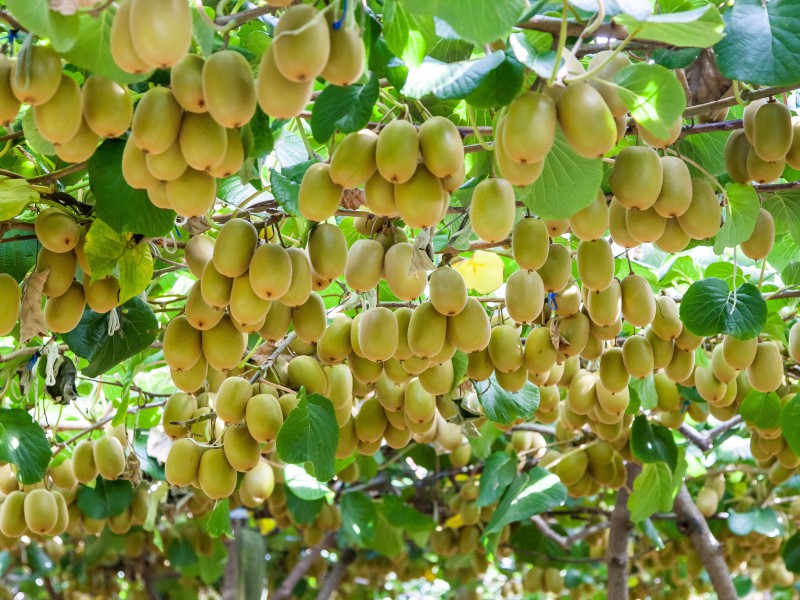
[
  {"left": 684, "top": 84, "right": 800, "bottom": 118},
  {"left": 272, "top": 533, "right": 334, "bottom": 600},
  {"left": 679, "top": 417, "right": 743, "bottom": 452},
  {"left": 28, "top": 162, "right": 88, "bottom": 185},
  {"left": 315, "top": 548, "right": 356, "bottom": 600},
  {"left": 0, "top": 131, "right": 23, "bottom": 143},
  {"left": 755, "top": 180, "right": 800, "bottom": 194},
  {"left": 531, "top": 515, "right": 610, "bottom": 550},
  {"left": 673, "top": 485, "right": 737, "bottom": 600},
  {"left": 680, "top": 118, "right": 743, "bottom": 137},
  {"left": 517, "top": 16, "right": 627, "bottom": 39},
  {"left": 0, "top": 10, "right": 26, "bottom": 32},
  {"left": 215, "top": 3, "right": 285, "bottom": 27},
  {"left": 296, "top": 111, "right": 494, "bottom": 137},
  {"left": 606, "top": 462, "right": 641, "bottom": 600}
]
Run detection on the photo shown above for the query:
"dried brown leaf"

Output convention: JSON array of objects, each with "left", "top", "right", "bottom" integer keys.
[{"left": 20, "top": 269, "right": 49, "bottom": 343}]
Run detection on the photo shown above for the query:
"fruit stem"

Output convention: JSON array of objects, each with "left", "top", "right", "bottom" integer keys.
[
  {"left": 546, "top": 0, "right": 570, "bottom": 88},
  {"left": 467, "top": 104, "right": 494, "bottom": 152},
  {"left": 293, "top": 117, "right": 319, "bottom": 160},
  {"left": 564, "top": 26, "right": 642, "bottom": 85},
  {"left": 665, "top": 148, "right": 727, "bottom": 200}
]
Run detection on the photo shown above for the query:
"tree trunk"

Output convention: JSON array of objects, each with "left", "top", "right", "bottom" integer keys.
[{"left": 605, "top": 462, "right": 641, "bottom": 600}]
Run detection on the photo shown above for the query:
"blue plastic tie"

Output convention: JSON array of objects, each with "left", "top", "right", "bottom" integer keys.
[
  {"left": 546, "top": 291, "right": 558, "bottom": 311},
  {"left": 26, "top": 351, "right": 39, "bottom": 371},
  {"left": 332, "top": 0, "right": 347, "bottom": 30}
]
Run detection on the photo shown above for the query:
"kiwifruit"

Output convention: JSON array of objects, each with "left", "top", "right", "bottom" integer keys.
[
  {"left": 281, "top": 248, "right": 313, "bottom": 307},
  {"left": 356, "top": 307, "right": 398, "bottom": 362},
  {"left": 639, "top": 118, "right": 682, "bottom": 148},
  {"left": 243, "top": 393, "right": 283, "bottom": 443},
  {"left": 354, "top": 397, "right": 388, "bottom": 444},
  {"left": 419, "top": 359, "right": 455, "bottom": 395},
  {"left": 198, "top": 448, "right": 237, "bottom": 499},
  {"left": 161, "top": 392, "right": 198, "bottom": 438},
  {"left": 287, "top": 355, "right": 328, "bottom": 394},
  {"left": 655, "top": 218, "right": 691, "bottom": 253},
  {"left": 609, "top": 146, "right": 663, "bottom": 210},
  {"left": 53, "top": 118, "right": 100, "bottom": 163},
  {"left": 512, "top": 218, "right": 549, "bottom": 270},
  {"left": 746, "top": 145, "right": 785, "bottom": 184},
  {"left": 576, "top": 239, "right": 614, "bottom": 291},
  {"left": 622, "top": 335, "right": 654, "bottom": 378},
  {"left": 748, "top": 342, "right": 783, "bottom": 393},
  {"left": 502, "top": 91, "right": 556, "bottom": 164},
  {"left": 321, "top": 20, "right": 365, "bottom": 86},
  {"left": 521, "top": 326, "right": 555, "bottom": 375},
  {"left": 246, "top": 243, "right": 291, "bottom": 302},
  {"left": 694, "top": 366, "right": 726, "bottom": 403},
  {"left": 34, "top": 74, "right": 82, "bottom": 144},
  {"left": 569, "top": 191, "right": 608, "bottom": 241},
  {"left": 787, "top": 119, "right": 800, "bottom": 170},
  {"left": 49, "top": 491, "right": 69, "bottom": 535},
  {"left": 299, "top": 162, "right": 343, "bottom": 222},
  {"left": 82, "top": 75, "right": 133, "bottom": 138},
  {"left": 537, "top": 243, "right": 571, "bottom": 292},
  {"left": 305, "top": 224, "right": 346, "bottom": 283},
  {"left": 210, "top": 128, "right": 245, "bottom": 178},
  {"left": 677, "top": 178, "right": 720, "bottom": 240},
  {"left": 147, "top": 181, "right": 172, "bottom": 211},
  {"left": 740, "top": 208, "right": 775, "bottom": 260},
  {"left": 0, "top": 56, "right": 19, "bottom": 125},
  {"left": 202, "top": 314, "right": 247, "bottom": 371},
  {"left": 72, "top": 439, "right": 98, "bottom": 484},
  {"left": 329, "top": 129, "right": 378, "bottom": 188},
  {"left": 129, "top": 0, "right": 192, "bottom": 69},
  {"left": 428, "top": 267, "right": 467, "bottom": 317},
  {"left": 725, "top": 129, "right": 752, "bottom": 184},
  {"left": 223, "top": 424, "right": 260, "bottom": 472},
  {"left": 122, "top": 135, "right": 159, "bottom": 189},
  {"left": 272, "top": 4, "right": 330, "bottom": 82},
  {"left": 597, "top": 347, "right": 628, "bottom": 393},
  {"left": 376, "top": 120, "right": 419, "bottom": 184},
  {"left": 586, "top": 280, "right": 622, "bottom": 327},
  {"left": 163, "top": 315, "right": 202, "bottom": 372},
  {"left": 608, "top": 197, "right": 637, "bottom": 248},
  {"left": 230, "top": 274, "right": 271, "bottom": 330},
  {"left": 505, "top": 270, "right": 544, "bottom": 323},
  {"left": 419, "top": 115, "right": 465, "bottom": 179},
  {"left": 242, "top": 461, "right": 275, "bottom": 501},
  {"left": 256, "top": 45, "right": 313, "bottom": 119},
  {"left": 395, "top": 164, "right": 446, "bottom": 229},
  {"left": 132, "top": 87, "right": 183, "bottom": 155},
  {"left": 586, "top": 50, "right": 631, "bottom": 117},
  {"left": 567, "top": 370, "right": 598, "bottom": 415},
  {"left": 404, "top": 378, "right": 436, "bottom": 424},
  {"left": 213, "top": 376, "right": 252, "bottom": 424},
  {"left": 625, "top": 206, "right": 667, "bottom": 242},
  {"left": 556, "top": 83, "right": 617, "bottom": 158},
  {"left": 200, "top": 260, "right": 233, "bottom": 308},
  {"left": 710, "top": 343, "right": 738, "bottom": 383},
  {"left": 179, "top": 112, "right": 227, "bottom": 172},
  {"left": 442, "top": 157, "right": 466, "bottom": 192},
  {"left": 620, "top": 274, "right": 655, "bottom": 327},
  {"left": 290, "top": 292, "right": 325, "bottom": 343},
  {"left": 345, "top": 239, "right": 384, "bottom": 293},
  {"left": 0, "top": 492, "right": 27, "bottom": 538},
  {"left": 653, "top": 156, "right": 692, "bottom": 217},
  {"left": 35, "top": 208, "right": 80, "bottom": 254},
  {"left": 326, "top": 363, "right": 354, "bottom": 410},
  {"left": 752, "top": 101, "right": 792, "bottom": 161},
  {"left": 470, "top": 178, "right": 515, "bottom": 243},
  {"left": 213, "top": 218, "right": 257, "bottom": 278},
  {"left": 171, "top": 54, "right": 206, "bottom": 113},
  {"left": 44, "top": 281, "right": 85, "bottom": 333},
  {"left": 364, "top": 172, "right": 398, "bottom": 217},
  {"left": 486, "top": 324, "right": 522, "bottom": 373},
  {"left": 36, "top": 247, "right": 76, "bottom": 298},
  {"left": 494, "top": 114, "right": 544, "bottom": 186},
  {"left": 171, "top": 354, "right": 208, "bottom": 393},
  {"left": 555, "top": 449, "right": 589, "bottom": 487},
  {"left": 11, "top": 44, "right": 62, "bottom": 106},
  {"left": 408, "top": 302, "right": 447, "bottom": 359},
  {"left": 202, "top": 50, "right": 256, "bottom": 128},
  {"left": 183, "top": 235, "right": 214, "bottom": 279},
  {"left": 110, "top": 0, "right": 152, "bottom": 73},
  {"left": 23, "top": 489, "right": 57, "bottom": 535},
  {"left": 665, "top": 346, "right": 694, "bottom": 382},
  {"left": 446, "top": 297, "right": 491, "bottom": 353},
  {"left": 317, "top": 314, "right": 352, "bottom": 365},
  {"left": 650, "top": 296, "right": 682, "bottom": 340},
  {"left": 93, "top": 436, "right": 126, "bottom": 480},
  {"left": 145, "top": 138, "right": 187, "bottom": 181}
]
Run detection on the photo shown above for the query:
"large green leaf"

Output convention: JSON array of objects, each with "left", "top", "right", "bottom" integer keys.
[
  {"left": 476, "top": 451, "right": 517, "bottom": 507},
  {"left": 384, "top": 0, "right": 437, "bottom": 68},
  {"left": 519, "top": 130, "right": 603, "bottom": 220},
  {"left": 88, "top": 140, "right": 175, "bottom": 237},
  {"left": 483, "top": 467, "right": 566, "bottom": 535},
  {"left": 763, "top": 191, "right": 800, "bottom": 245},
  {"left": 780, "top": 393, "right": 800, "bottom": 456},
  {"left": 341, "top": 492, "right": 378, "bottom": 547},
  {"left": 508, "top": 31, "right": 560, "bottom": 80},
  {"left": 713, "top": 184, "right": 760, "bottom": 254},
  {"left": 6, "top": 0, "right": 79, "bottom": 52},
  {"left": 476, "top": 374, "right": 539, "bottom": 425},
  {"left": 381, "top": 496, "right": 436, "bottom": 532},
  {"left": 628, "top": 462, "right": 673, "bottom": 523},
  {"left": 715, "top": 0, "right": 800, "bottom": 86},
  {"left": 285, "top": 488, "right": 324, "bottom": 525},
  {"left": 728, "top": 508, "right": 785, "bottom": 537},
  {"left": 465, "top": 51, "right": 524, "bottom": 108},
  {"left": 615, "top": 5, "right": 725, "bottom": 47},
  {"left": 402, "top": 51, "right": 506, "bottom": 100},
  {"left": 0, "top": 179, "right": 39, "bottom": 221},
  {"left": 84, "top": 219, "right": 153, "bottom": 303},
  {"left": 276, "top": 392, "right": 338, "bottom": 482},
  {"left": 370, "top": 513, "right": 405, "bottom": 557},
  {"left": 311, "top": 75, "right": 380, "bottom": 143},
  {"left": 783, "top": 531, "right": 800, "bottom": 573},
  {"left": 614, "top": 63, "right": 687, "bottom": 141},
  {"left": 0, "top": 409, "right": 51, "bottom": 485},
  {"left": 77, "top": 478, "right": 134, "bottom": 519},
  {"left": 630, "top": 415, "right": 678, "bottom": 471},
  {"left": 283, "top": 464, "right": 332, "bottom": 501},
  {"left": 62, "top": 296, "right": 159, "bottom": 377},
  {"left": 207, "top": 498, "right": 234, "bottom": 538},
  {"left": 402, "top": 0, "right": 526, "bottom": 46},
  {"left": 739, "top": 391, "right": 782, "bottom": 430},
  {"left": 0, "top": 230, "right": 38, "bottom": 283},
  {"left": 270, "top": 160, "right": 316, "bottom": 218},
  {"left": 679, "top": 278, "right": 767, "bottom": 340}
]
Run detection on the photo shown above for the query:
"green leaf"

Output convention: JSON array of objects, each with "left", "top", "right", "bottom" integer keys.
[
  {"left": 630, "top": 415, "right": 678, "bottom": 471},
  {"left": 88, "top": 140, "right": 175, "bottom": 237},
  {"left": 191, "top": 7, "right": 215, "bottom": 58},
  {"left": 269, "top": 160, "right": 316, "bottom": 218},
  {"left": 519, "top": 130, "right": 603, "bottom": 220},
  {"left": 679, "top": 278, "right": 767, "bottom": 340},
  {"left": 780, "top": 393, "right": 800, "bottom": 456},
  {"left": 285, "top": 488, "right": 323, "bottom": 525},
  {"left": 238, "top": 529, "right": 266, "bottom": 598},
  {"left": 77, "top": 478, "right": 134, "bottom": 519},
  {"left": 783, "top": 532, "right": 800, "bottom": 574},
  {"left": 384, "top": 0, "right": 436, "bottom": 68},
  {"left": 629, "top": 374, "right": 658, "bottom": 411},
  {"left": 715, "top": 0, "right": 800, "bottom": 86},
  {"left": 62, "top": 296, "right": 158, "bottom": 377},
  {"left": 403, "top": 0, "right": 526, "bottom": 46},
  {"left": 6, "top": 0, "right": 79, "bottom": 53},
  {"left": 401, "top": 51, "right": 506, "bottom": 100},
  {"left": 21, "top": 109, "right": 55, "bottom": 157},
  {"left": 508, "top": 32, "right": 560, "bottom": 80},
  {"left": 465, "top": 51, "right": 524, "bottom": 109},
  {"left": 167, "top": 538, "right": 198, "bottom": 568},
  {"left": 0, "top": 230, "right": 38, "bottom": 283},
  {"left": 310, "top": 75, "right": 380, "bottom": 143},
  {"left": 63, "top": 10, "right": 151, "bottom": 84},
  {"left": 381, "top": 496, "right": 436, "bottom": 532},
  {"left": 450, "top": 350, "right": 468, "bottom": 392},
  {"left": 739, "top": 391, "right": 782, "bottom": 430},
  {"left": 341, "top": 492, "right": 378, "bottom": 547},
  {"left": 477, "top": 374, "right": 539, "bottom": 425},
  {"left": 207, "top": 498, "right": 233, "bottom": 538},
  {"left": 483, "top": 467, "right": 566, "bottom": 536},
  {"left": 0, "top": 179, "right": 39, "bottom": 221},
  {"left": 763, "top": 191, "right": 800, "bottom": 245},
  {"left": 628, "top": 462, "right": 673, "bottom": 523},
  {"left": 614, "top": 63, "right": 686, "bottom": 141},
  {"left": 569, "top": 0, "right": 651, "bottom": 20},
  {"left": 283, "top": 464, "right": 332, "bottom": 501},
  {"left": 677, "top": 129, "right": 729, "bottom": 178},
  {"left": 615, "top": 5, "right": 725, "bottom": 47},
  {"left": 652, "top": 47, "right": 702, "bottom": 70},
  {"left": 0, "top": 409, "right": 51, "bottom": 485},
  {"left": 713, "top": 184, "right": 760, "bottom": 254},
  {"left": 704, "top": 262, "right": 746, "bottom": 290},
  {"left": 276, "top": 392, "right": 338, "bottom": 482},
  {"left": 370, "top": 512, "right": 405, "bottom": 557},
  {"left": 246, "top": 107, "right": 274, "bottom": 159},
  {"left": 477, "top": 451, "right": 517, "bottom": 507},
  {"left": 729, "top": 508, "right": 785, "bottom": 537},
  {"left": 84, "top": 219, "right": 153, "bottom": 303}
]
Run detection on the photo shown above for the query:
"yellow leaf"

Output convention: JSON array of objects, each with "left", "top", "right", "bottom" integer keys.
[
  {"left": 258, "top": 518, "right": 276, "bottom": 535},
  {"left": 424, "top": 567, "right": 437, "bottom": 582},
  {"left": 453, "top": 250, "right": 504, "bottom": 294},
  {"left": 445, "top": 514, "right": 464, "bottom": 529}
]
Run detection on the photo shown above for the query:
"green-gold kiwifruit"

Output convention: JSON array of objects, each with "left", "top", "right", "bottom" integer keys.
[
  {"left": 609, "top": 146, "right": 663, "bottom": 210},
  {"left": 446, "top": 297, "right": 491, "bottom": 353},
  {"left": 298, "top": 162, "right": 343, "bottom": 223},
  {"left": 171, "top": 54, "right": 206, "bottom": 113},
  {"left": 214, "top": 376, "right": 252, "bottom": 424},
  {"left": 740, "top": 208, "right": 775, "bottom": 260},
  {"left": 722, "top": 335, "right": 757, "bottom": 371},
  {"left": 505, "top": 269, "right": 544, "bottom": 324},
  {"left": 599, "top": 347, "right": 629, "bottom": 393},
  {"left": 129, "top": 0, "right": 192, "bottom": 69},
  {"left": 0, "top": 55, "right": 19, "bottom": 125},
  {"left": 242, "top": 461, "right": 275, "bottom": 500},
  {"left": 200, "top": 260, "right": 233, "bottom": 308},
  {"left": 34, "top": 74, "right": 82, "bottom": 144},
  {"left": 165, "top": 438, "right": 202, "bottom": 486},
  {"left": 787, "top": 120, "right": 800, "bottom": 170},
  {"left": 470, "top": 178, "right": 515, "bottom": 243},
  {"left": 487, "top": 324, "right": 523, "bottom": 373},
  {"left": 645, "top": 327, "right": 674, "bottom": 369},
  {"left": 317, "top": 314, "right": 352, "bottom": 364},
  {"left": 179, "top": 112, "right": 227, "bottom": 172},
  {"left": 653, "top": 156, "right": 692, "bottom": 217},
  {"left": 345, "top": 239, "right": 384, "bottom": 293},
  {"left": 49, "top": 458, "right": 76, "bottom": 490},
  {"left": 383, "top": 242, "right": 427, "bottom": 301},
  {"left": 358, "top": 307, "right": 398, "bottom": 362},
  {"left": 291, "top": 292, "right": 325, "bottom": 343},
  {"left": 354, "top": 397, "right": 388, "bottom": 444},
  {"left": 249, "top": 243, "right": 292, "bottom": 301},
  {"left": 256, "top": 44, "right": 313, "bottom": 119},
  {"left": 72, "top": 440, "right": 98, "bottom": 484},
  {"left": 287, "top": 355, "right": 328, "bottom": 395},
  {"left": 608, "top": 197, "right": 637, "bottom": 248},
  {"left": 537, "top": 243, "right": 571, "bottom": 293},
  {"left": 748, "top": 342, "right": 783, "bottom": 393},
  {"left": 163, "top": 166, "right": 217, "bottom": 217},
  {"left": 752, "top": 101, "right": 792, "bottom": 162},
  {"left": 93, "top": 436, "right": 126, "bottom": 480},
  {"left": 336, "top": 418, "right": 358, "bottom": 459},
  {"left": 35, "top": 208, "right": 80, "bottom": 254},
  {"left": 53, "top": 118, "right": 100, "bottom": 163},
  {"left": 132, "top": 87, "right": 183, "bottom": 155},
  {"left": 494, "top": 115, "right": 544, "bottom": 187},
  {"left": 694, "top": 366, "right": 726, "bottom": 403},
  {"left": 49, "top": 490, "right": 69, "bottom": 535},
  {"left": 465, "top": 348, "right": 493, "bottom": 381},
  {"left": 586, "top": 280, "right": 621, "bottom": 327},
  {"left": 364, "top": 172, "right": 398, "bottom": 217},
  {"left": 556, "top": 312, "right": 591, "bottom": 358},
  {"left": 639, "top": 118, "right": 682, "bottom": 148},
  {"left": 376, "top": 120, "right": 419, "bottom": 184},
  {"left": 744, "top": 98, "right": 770, "bottom": 142},
  {"left": 23, "top": 489, "right": 57, "bottom": 535},
  {"left": 586, "top": 50, "right": 631, "bottom": 117},
  {"left": 408, "top": 301, "right": 447, "bottom": 359},
  {"left": 567, "top": 370, "right": 597, "bottom": 415},
  {"left": 329, "top": 129, "right": 378, "bottom": 188},
  {"left": 36, "top": 247, "right": 76, "bottom": 298},
  {"left": 677, "top": 178, "right": 720, "bottom": 240},
  {"left": 419, "top": 115, "right": 465, "bottom": 179},
  {"left": 725, "top": 129, "right": 752, "bottom": 184},
  {"left": 184, "top": 235, "right": 214, "bottom": 278},
  {"left": 556, "top": 83, "right": 617, "bottom": 158},
  {"left": 711, "top": 343, "right": 738, "bottom": 383},
  {"left": 393, "top": 306, "right": 414, "bottom": 360},
  {"left": 44, "top": 281, "right": 85, "bottom": 333},
  {"left": 512, "top": 218, "right": 549, "bottom": 270},
  {"left": 146, "top": 138, "right": 188, "bottom": 181},
  {"left": 281, "top": 248, "right": 313, "bottom": 307},
  {"left": 622, "top": 335, "right": 654, "bottom": 378},
  {"left": 202, "top": 50, "right": 256, "bottom": 128},
  {"left": 258, "top": 299, "right": 292, "bottom": 342},
  {"left": 163, "top": 315, "right": 202, "bottom": 372},
  {"left": 308, "top": 223, "right": 347, "bottom": 281},
  {"left": 82, "top": 75, "right": 133, "bottom": 138},
  {"left": 375, "top": 372, "right": 404, "bottom": 411},
  {"left": 502, "top": 91, "right": 556, "bottom": 164},
  {"left": 404, "top": 378, "right": 436, "bottom": 424},
  {"left": 122, "top": 134, "right": 159, "bottom": 189},
  {"left": 272, "top": 4, "right": 330, "bottom": 83},
  {"left": 569, "top": 191, "right": 608, "bottom": 241},
  {"left": 213, "top": 218, "right": 257, "bottom": 278},
  {"left": 321, "top": 22, "right": 366, "bottom": 86},
  {"left": 620, "top": 274, "right": 655, "bottom": 327},
  {"left": 746, "top": 145, "right": 785, "bottom": 184},
  {"left": 325, "top": 363, "right": 353, "bottom": 409},
  {"left": 523, "top": 326, "right": 556, "bottom": 375},
  {"left": 230, "top": 274, "right": 272, "bottom": 330},
  {"left": 198, "top": 448, "right": 237, "bottom": 499},
  {"left": 161, "top": 392, "right": 198, "bottom": 438},
  {"left": 555, "top": 449, "right": 588, "bottom": 487},
  {"left": 10, "top": 45, "right": 62, "bottom": 106},
  {"left": 429, "top": 267, "right": 467, "bottom": 317},
  {"left": 576, "top": 238, "right": 614, "bottom": 291},
  {"left": 245, "top": 393, "right": 283, "bottom": 443},
  {"left": 655, "top": 218, "right": 691, "bottom": 253},
  {"left": 664, "top": 346, "right": 694, "bottom": 382},
  {"left": 349, "top": 351, "right": 382, "bottom": 384},
  {"left": 202, "top": 314, "right": 247, "bottom": 371},
  {"left": 395, "top": 163, "right": 446, "bottom": 229},
  {"left": 651, "top": 295, "right": 682, "bottom": 340},
  {"left": 210, "top": 128, "right": 245, "bottom": 178},
  {"left": 171, "top": 354, "right": 208, "bottom": 393},
  {"left": 110, "top": 0, "right": 152, "bottom": 74},
  {"left": 223, "top": 424, "right": 260, "bottom": 472}
]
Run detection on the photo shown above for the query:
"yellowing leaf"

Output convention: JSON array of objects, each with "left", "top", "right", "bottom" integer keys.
[
  {"left": 453, "top": 250, "right": 504, "bottom": 294},
  {"left": 258, "top": 518, "right": 276, "bottom": 535},
  {"left": 0, "top": 178, "right": 38, "bottom": 221},
  {"left": 445, "top": 513, "right": 465, "bottom": 529}
]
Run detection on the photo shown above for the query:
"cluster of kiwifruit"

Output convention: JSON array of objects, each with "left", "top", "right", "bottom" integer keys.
[
  {"left": 522, "top": 566, "right": 565, "bottom": 595},
  {"left": 694, "top": 474, "right": 725, "bottom": 517},
  {"left": 726, "top": 98, "right": 800, "bottom": 184}
]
